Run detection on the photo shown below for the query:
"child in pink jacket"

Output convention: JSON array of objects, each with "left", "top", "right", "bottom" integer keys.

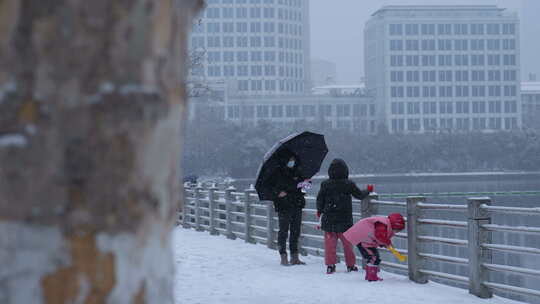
[{"left": 343, "top": 213, "right": 405, "bottom": 281}]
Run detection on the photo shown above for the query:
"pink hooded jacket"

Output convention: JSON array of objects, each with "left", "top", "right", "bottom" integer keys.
[{"left": 343, "top": 216, "right": 394, "bottom": 248}]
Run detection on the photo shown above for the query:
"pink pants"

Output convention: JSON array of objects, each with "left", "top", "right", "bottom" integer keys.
[{"left": 324, "top": 232, "right": 356, "bottom": 266}]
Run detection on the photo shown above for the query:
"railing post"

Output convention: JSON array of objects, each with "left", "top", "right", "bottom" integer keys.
[
  {"left": 361, "top": 192, "right": 379, "bottom": 219},
  {"left": 208, "top": 184, "right": 219, "bottom": 235},
  {"left": 194, "top": 184, "right": 203, "bottom": 231},
  {"left": 407, "top": 196, "right": 428, "bottom": 284},
  {"left": 468, "top": 197, "right": 493, "bottom": 299},
  {"left": 266, "top": 202, "right": 276, "bottom": 249},
  {"left": 182, "top": 183, "right": 191, "bottom": 228},
  {"left": 360, "top": 193, "right": 378, "bottom": 268},
  {"left": 225, "top": 186, "right": 236, "bottom": 239},
  {"left": 244, "top": 188, "right": 256, "bottom": 243}
]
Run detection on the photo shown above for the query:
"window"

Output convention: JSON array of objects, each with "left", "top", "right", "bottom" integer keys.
[
  {"left": 224, "top": 65, "right": 235, "bottom": 76},
  {"left": 456, "top": 86, "right": 469, "bottom": 97},
  {"left": 486, "top": 71, "right": 500, "bottom": 82},
  {"left": 406, "top": 71, "right": 420, "bottom": 82},
  {"left": 223, "top": 22, "right": 234, "bottom": 33},
  {"left": 336, "top": 104, "right": 351, "bottom": 117},
  {"left": 503, "top": 70, "right": 517, "bottom": 81},
  {"left": 223, "top": 36, "right": 234, "bottom": 47},
  {"left": 353, "top": 104, "right": 368, "bottom": 116},
  {"left": 471, "top": 55, "right": 485, "bottom": 66},
  {"left": 391, "top": 87, "right": 404, "bottom": 98},
  {"left": 488, "top": 86, "right": 501, "bottom": 97},
  {"left": 405, "top": 24, "right": 419, "bottom": 35},
  {"left": 236, "top": 51, "right": 248, "bottom": 62},
  {"left": 250, "top": 22, "right": 261, "bottom": 33},
  {"left": 422, "top": 86, "right": 436, "bottom": 97},
  {"left": 264, "top": 80, "right": 276, "bottom": 91},
  {"left": 488, "top": 100, "right": 502, "bottom": 113},
  {"left": 454, "top": 39, "right": 468, "bottom": 51},
  {"left": 223, "top": 7, "right": 234, "bottom": 18},
  {"left": 250, "top": 65, "right": 262, "bottom": 76},
  {"left": 440, "top": 118, "right": 453, "bottom": 129},
  {"left": 472, "top": 70, "right": 485, "bottom": 82},
  {"left": 471, "top": 24, "right": 485, "bottom": 35},
  {"left": 238, "top": 80, "right": 249, "bottom": 91},
  {"left": 487, "top": 24, "right": 500, "bottom": 35},
  {"left": 236, "top": 7, "right": 247, "bottom": 18},
  {"left": 454, "top": 24, "right": 468, "bottom": 35},
  {"left": 502, "top": 39, "right": 516, "bottom": 50},
  {"left": 421, "top": 24, "right": 435, "bottom": 35},
  {"left": 207, "top": 66, "right": 221, "bottom": 77},
  {"left": 391, "top": 71, "right": 404, "bottom": 82},
  {"left": 236, "top": 22, "right": 248, "bottom": 32},
  {"left": 390, "top": 55, "right": 404, "bottom": 67},
  {"left": 264, "top": 51, "right": 275, "bottom": 62},
  {"left": 263, "top": 22, "right": 275, "bottom": 33},
  {"left": 263, "top": 7, "right": 275, "bottom": 18},
  {"left": 504, "top": 85, "right": 517, "bottom": 97},
  {"left": 504, "top": 100, "right": 517, "bottom": 113},
  {"left": 438, "top": 55, "right": 452, "bottom": 66},
  {"left": 405, "top": 55, "right": 419, "bottom": 66},
  {"left": 206, "top": 7, "right": 220, "bottom": 18},
  {"left": 471, "top": 39, "right": 485, "bottom": 51},
  {"left": 422, "top": 55, "right": 436, "bottom": 66},
  {"left": 302, "top": 105, "right": 316, "bottom": 117},
  {"left": 487, "top": 39, "right": 500, "bottom": 50},
  {"left": 439, "top": 86, "right": 453, "bottom": 98},
  {"left": 472, "top": 101, "right": 486, "bottom": 113},
  {"left": 423, "top": 102, "right": 437, "bottom": 114},
  {"left": 421, "top": 39, "right": 436, "bottom": 51},
  {"left": 285, "top": 105, "right": 300, "bottom": 117},
  {"left": 237, "top": 65, "right": 248, "bottom": 76},
  {"left": 407, "top": 119, "right": 421, "bottom": 131},
  {"left": 456, "top": 101, "right": 470, "bottom": 113},
  {"left": 439, "top": 101, "right": 453, "bottom": 114},
  {"left": 437, "top": 24, "right": 452, "bottom": 35},
  {"left": 407, "top": 102, "right": 420, "bottom": 114},
  {"left": 422, "top": 71, "right": 436, "bottom": 82},
  {"left": 503, "top": 55, "right": 516, "bottom": 66},
  {"left": 207, "top": 51, "right": 221, "bottom": 63},
  {"left": 502, "top": 24, "right": 516, "bottom": 35},
  {"left": 472, "top": 86, "right": 486, "bottom": 97},
  {"left": 391, "top": 102, "right": 405, "bottom": 115},
  {"left": 207, "top": 36, "right": 221, "bottom": 48},
  {"left": 264, "top": 65, "right": 275, "bottom": 76},
  {"left": 487, "top": 54, "right": 500, "bottom": 66},
  {"left": 405, "top": 40, "right": 419, "bottom": 51},
  {"left": 390, "top": 24, "right": 403, "bottom": 36},
  {"left": 227, "top": 105, "right": 240, "bottom": 118},
  {"left": 473, "top": 118, "right": 487, "bottom": 130},
  {"left": 456, "top": 118, "right": 470, "bottom": 130},
  {"left": 390, "top": 40, "right": 403, "bottom": 51},
  {"left": 438, "top": 70, "right": 453, "bottom": 82},
  {"left": 455, "top": 71, "right": 469, "bottom": 82},
  {"left": 271, "top": 105, "right": 283, "bottom": 117},
  {"left": 454, "top": 55, "right": 469, "bottom": 66},
  {"left": 424, "top": 118, "right": 437, "bottom": 131},
  {"left": 438, "top": 39, "right": 452, "bottom": 51},
  {"left": 319, "top": 105, "right": 332, "bottom": 117},
  {"left": 257, "top": 105, "right": 269, "bottom": 118},
  {"left": 406, "top": 86, "right": 420, "bottom": 97},
  {"left": 207, "top": 22, "right": 220, "bottom": 33}
]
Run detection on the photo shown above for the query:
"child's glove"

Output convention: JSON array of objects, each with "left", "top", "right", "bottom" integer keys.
[{"left": 367, "top": 184, "right": 374, "bottom": 192}]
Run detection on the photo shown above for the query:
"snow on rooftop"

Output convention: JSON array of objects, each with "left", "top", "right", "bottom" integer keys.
[
  {"left": 174, "top": 228, "right": 520, "bottom": 304},
  {"left": 522, "top": 82, "right": 540, "bottom": 92}
]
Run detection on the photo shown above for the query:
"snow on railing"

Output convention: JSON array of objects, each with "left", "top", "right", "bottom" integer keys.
[{"left": 179, "top": 185, "right": 540, "bottom": 302}]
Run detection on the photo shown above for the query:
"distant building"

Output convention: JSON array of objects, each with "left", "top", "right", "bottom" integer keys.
[
  {"left": 521, "top": 82, "right": 540, "bottom": 129},
  {"left": 188, "top": 0, "right": 311, "bottom": 97},
  {"left": 311, "top": 58, "right": 337, "bottom": 87},
  {"left": 521, "top": 0, "right": 540, "bottom": 80},
  {"left": 365, "top": 5, "right": 521, "bottom": 133}
]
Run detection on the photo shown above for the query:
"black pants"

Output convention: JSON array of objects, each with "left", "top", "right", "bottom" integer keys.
[
  {"left": 277, "top": 208, "right": 303, "bottom": 254},
  {"left": 357, "top": 245, "right": 381, "bottom": 265}
]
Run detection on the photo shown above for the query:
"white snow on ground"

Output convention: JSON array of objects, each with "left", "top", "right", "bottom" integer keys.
[{"left": 174, "top": 228, "right": 520, "bottom": 304}]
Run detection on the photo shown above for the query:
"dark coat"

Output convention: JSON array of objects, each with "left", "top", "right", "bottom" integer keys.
[
  {"left": 316, "top": 159, "right": 369, "bottom": 233},
  {"left": 270, "top": 150, "right": 306, "bottom": 213}
]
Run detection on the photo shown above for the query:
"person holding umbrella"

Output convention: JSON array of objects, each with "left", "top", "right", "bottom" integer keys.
[
  {"left": 269, "top": 150, "right": 308, "bottom": 266},
  {"left": 255, "top": 131, "right": 328, "bottom": 266}
]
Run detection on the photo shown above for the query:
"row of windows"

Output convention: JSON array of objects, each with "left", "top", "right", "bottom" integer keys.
[
  {"left": 206, "top": 0, "right": 302, "bottom": 7},
  {"left": 389, "top": 39, "right": 516, "bottom": 51},
  {"left": 391, "top": 117, "right": 518, "bottom": 132},
  {"left": 227, "top": 103, "right": 375, "bottom": 119},
  {"left": 522, "top": 93, "right": 540, "bottom": 103},
  {"left": 391, "top": 101, "right": 518, "bottom": 115},
  {"left": 390, "top": 70, "right": 518, "bottom": 82},
  {"left": 205, "top": 7, "right": 302, "bottom": 21},
  {"left": 194, "top": 36, "right": 303, "bottom": 50},
  {"left": 389, "top": 23, "right": 516, "bottom": 36},
  {"left": 196, "top": 21, "right": 303, "bottom": 36},
  {"left": 207, "top": 65, "right": 304, "bottom": 78},
  {"left": 390, "top": 85, "right": 518, "bottom": 98},
  {"left": 237, "top": 79, "right": 304, "bottom": 92},
  {"left": 390, "top": 54, "right": 517, "bottom": 67},
  {"left": 206, "top": 51, "right": 303, "bottom": 65}
]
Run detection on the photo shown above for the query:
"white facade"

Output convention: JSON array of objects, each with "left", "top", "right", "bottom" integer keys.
[
  {"left": 189, "top": 0, "right": 310, "bottom": 96},
  {"left": 365, "top": 5, "right": 522, "bottom": 133},
  {"left": 521, "top": 81, "right": 540, "bottom": 129}
]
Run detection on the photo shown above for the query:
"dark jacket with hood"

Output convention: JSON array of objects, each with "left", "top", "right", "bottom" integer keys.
[
  {"left": 270, "top": 150, "right": 306, "bottom": 213},
  {"left": 316, "top": 159, "right": 369, "bottom": 233}
]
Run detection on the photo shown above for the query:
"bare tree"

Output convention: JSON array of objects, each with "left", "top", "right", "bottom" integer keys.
[{"left": 0, "top": 0, "right": 202, "bottom": 303}]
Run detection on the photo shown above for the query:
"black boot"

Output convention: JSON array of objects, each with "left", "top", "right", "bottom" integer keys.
[
  {"left": 326, "top": 264, "right": 336, "bottom": 274},
  {"left": 280, "top": 253, "right": 290, "bottom": 266},
  {"left": 347, "top": 265, "right": 359, "bottom": 272},
  {"left": 290, "top": 252, "right": 306, "bottom": 265}
]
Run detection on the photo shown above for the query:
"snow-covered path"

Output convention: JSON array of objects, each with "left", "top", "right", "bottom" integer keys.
[{"left": 174, "top": 228, "right": 518, "bottom": 304}]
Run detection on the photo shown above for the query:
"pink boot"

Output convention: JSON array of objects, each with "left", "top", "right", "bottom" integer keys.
[{"left": 365, "top": 264, "right": 383, "bottom": 282}]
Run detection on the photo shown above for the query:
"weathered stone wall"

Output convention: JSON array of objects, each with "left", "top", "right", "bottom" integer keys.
[{"left": 0, "top": 0, "right": 203, "bottom": 303}]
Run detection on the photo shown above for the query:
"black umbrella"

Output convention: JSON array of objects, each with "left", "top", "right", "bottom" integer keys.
[{"left": 255, "top": 131, "right": 328, "bottom": 201}]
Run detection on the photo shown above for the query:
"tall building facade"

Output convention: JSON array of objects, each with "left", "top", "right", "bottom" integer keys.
[
  {"left": 189, "top": 0, "right": 310, "bottom": 96},
  {"left": 365, "top": 6, "right": 521, "bottom": 133}
]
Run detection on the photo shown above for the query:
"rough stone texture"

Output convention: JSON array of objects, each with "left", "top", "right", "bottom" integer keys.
[{"left": 0, "top": 0, "right": 203, "bottom": 303}]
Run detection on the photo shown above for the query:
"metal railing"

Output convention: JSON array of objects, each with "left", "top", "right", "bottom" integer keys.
[{"left": 180, "top": 184, "right": 540, "bottom": 303}]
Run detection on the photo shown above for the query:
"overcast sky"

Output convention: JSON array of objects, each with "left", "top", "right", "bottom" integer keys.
[{"left": 310, "top": 0, "right": 523, "bottom": 83}]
